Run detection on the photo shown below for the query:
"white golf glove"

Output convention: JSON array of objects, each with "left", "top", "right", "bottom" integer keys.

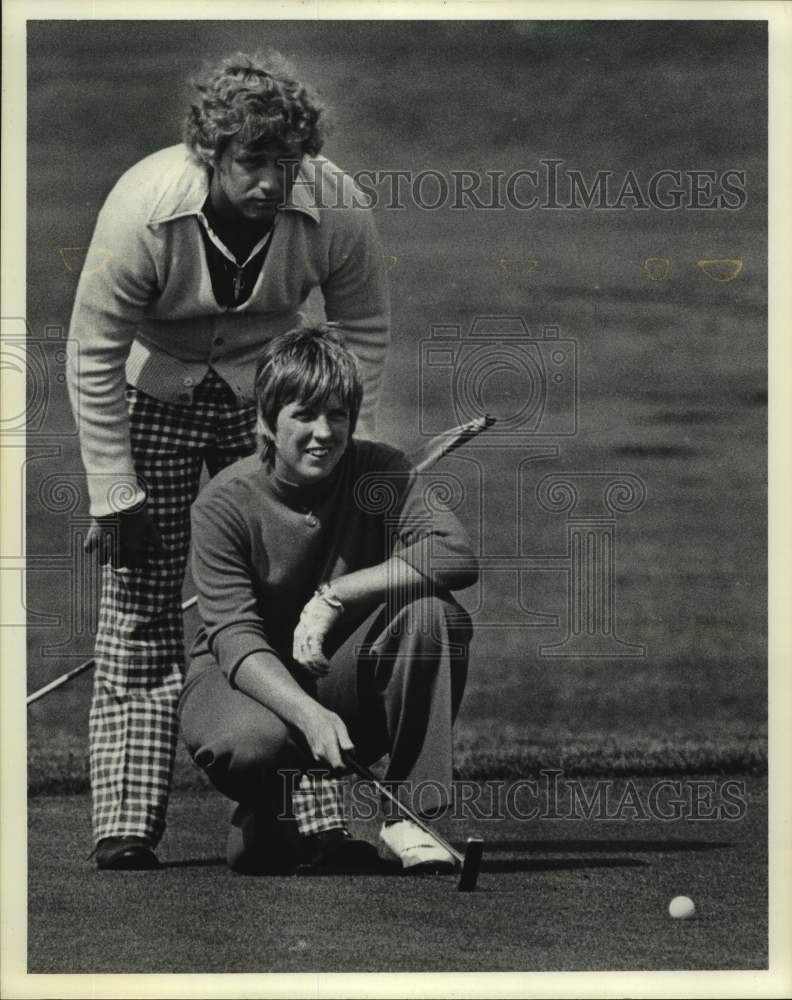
[{"left": 292, "top": 584, "right": 344, "bottom": 677}]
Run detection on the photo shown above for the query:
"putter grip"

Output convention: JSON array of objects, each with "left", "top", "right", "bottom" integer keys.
[{"left": 341, "top": 750, "right": 375, "bottom": 782}]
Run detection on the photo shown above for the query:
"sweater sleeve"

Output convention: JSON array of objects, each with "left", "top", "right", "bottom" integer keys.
[
  {"left": 190, "top": 484, "right": 283, "bottom": 687},
  {"left": 66, "top": 174, "right": 159, "bottom": 516},
  {"left": 371, "top": 448, "right": 479, "bottom": 593},
  {"left": 322, "top": 201, "right": 390, "bottom": 440}
]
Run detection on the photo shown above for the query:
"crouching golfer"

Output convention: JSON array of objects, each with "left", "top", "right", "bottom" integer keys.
[{"left": 179, "top": 326, "right": 477, "bottom": 874}]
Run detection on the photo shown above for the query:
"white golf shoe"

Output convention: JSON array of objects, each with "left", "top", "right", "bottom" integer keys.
[{"left": 379, "top": 819, "right": 456, "bottom": 873}]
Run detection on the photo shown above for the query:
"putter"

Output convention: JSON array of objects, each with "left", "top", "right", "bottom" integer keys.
[{"left": 342, "top": 751, "right": 483, "bottom": 892}]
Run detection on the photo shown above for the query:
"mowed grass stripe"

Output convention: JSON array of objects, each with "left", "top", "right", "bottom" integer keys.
[{"left": 28, "top": 730, "right": 767, "bottom": 795}]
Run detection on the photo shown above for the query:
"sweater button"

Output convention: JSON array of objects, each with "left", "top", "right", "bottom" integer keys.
[
  {"left": 183, "top": 376, "right": 195, "bottom": 387},
  {"left": 305, "top": 514, "right": 318, "bottom": 527}
]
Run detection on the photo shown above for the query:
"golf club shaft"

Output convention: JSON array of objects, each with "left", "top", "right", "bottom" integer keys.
[
  {"left": 411, "top": 414, "right": 495, "bottom": 473},
  {"left": 25, "top": 416, "right": 497, "bottom": 707},
  {"left": 342, "top": 751, "right": 464, "bottom": 865}
]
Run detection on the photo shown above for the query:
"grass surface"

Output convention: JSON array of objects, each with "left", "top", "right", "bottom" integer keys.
[
  {"left": 28, "top": 720, "right": 767, "bottom": 796},
  {"left": 27, "top": 780, "right": 768, "bottom": 972}
]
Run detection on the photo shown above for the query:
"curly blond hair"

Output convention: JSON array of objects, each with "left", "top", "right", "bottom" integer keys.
[{"left": 184, "top": 51, "right": 326, "bottom": 163}]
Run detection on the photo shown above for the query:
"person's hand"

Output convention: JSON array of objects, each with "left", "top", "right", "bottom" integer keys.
[
  {"left": 83, "top": 505, "right": 164, "bottom": 570},
  {"left": 300, "top": 704, "right": 354, "bottom": 771},
  {"left": 292, "top": 586, "right": 344, "bottom": 677}
]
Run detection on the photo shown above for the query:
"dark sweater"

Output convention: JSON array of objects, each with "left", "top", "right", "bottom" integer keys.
[{"left": 189, "top": 440, "right": 479, "bottom": 686}]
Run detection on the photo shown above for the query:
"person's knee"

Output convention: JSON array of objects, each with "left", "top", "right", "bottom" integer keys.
[
  {"left": 99, "top": 606, "right": 185, "bottom": 646},
  {"left": 193, "top": 720, "right": 296, "bottom": 801},
  {"left": 100, "top": 560, "right": 189, "bottom": 635},
  {"left": 400, "top": 594, "right": 472, "bottom": 650}
]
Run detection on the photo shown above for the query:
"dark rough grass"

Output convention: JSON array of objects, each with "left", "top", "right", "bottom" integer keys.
[
  {"left": 27, "top": 780, "right": 767, "bottom": 973},
  {"left": 454, "top": 733, "right": 768, "bottom": 780},
  {"left": 28, "top": 722, "right": 767, "bottom": 796}
]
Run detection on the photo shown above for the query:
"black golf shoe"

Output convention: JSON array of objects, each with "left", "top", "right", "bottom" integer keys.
[
  {"left": 95, "top": 836, "right": 159, "bottom": 871},
  {"left": 294, "top": 827, "right": 382, "bottom": 875}
]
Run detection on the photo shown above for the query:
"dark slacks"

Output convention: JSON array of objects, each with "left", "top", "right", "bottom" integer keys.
[{"left": 178, "top": 595, "right": 471, "bottom": 823}]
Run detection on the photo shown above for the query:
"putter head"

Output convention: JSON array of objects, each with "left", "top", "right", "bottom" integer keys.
[{"left": 456, "top": 836, "right": 484, "bottom": 892}]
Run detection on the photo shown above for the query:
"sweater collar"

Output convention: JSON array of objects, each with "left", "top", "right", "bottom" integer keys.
[
  {"left": 262, "top": 447, "right": 350, "bottom": 511},
  {"left": 147, "top": 146, "right": 321, "bottom": 226}
]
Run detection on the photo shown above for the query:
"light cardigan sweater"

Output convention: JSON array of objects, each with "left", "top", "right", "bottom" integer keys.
[
  {"left": 187, "top": 440, "right": 479, "bottom": 689},
  {"left": 67, "top": 144, "right": 390, "bottom": 516}
]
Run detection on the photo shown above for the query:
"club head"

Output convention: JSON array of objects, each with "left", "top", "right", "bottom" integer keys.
[{"left": 457, "top": 836, "right": 484, "bottom": 892}]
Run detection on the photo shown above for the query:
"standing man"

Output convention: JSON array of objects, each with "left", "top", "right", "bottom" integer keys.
[{"left": 67, "top": 51, "right": 389, "bottom": 869}]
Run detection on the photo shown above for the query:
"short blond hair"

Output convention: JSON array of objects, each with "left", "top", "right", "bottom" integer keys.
[{"left": 254, "top": 326, "right": 363, "bottom": 462}]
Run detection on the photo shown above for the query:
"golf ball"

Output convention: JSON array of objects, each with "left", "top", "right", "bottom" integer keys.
[{"left": 668, "top": 895, "right": 696, "bottom": 920}]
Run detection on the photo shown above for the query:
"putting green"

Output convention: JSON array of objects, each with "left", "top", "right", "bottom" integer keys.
[{"left": 27, "top": 779, "right": 767, "bottom": 973}]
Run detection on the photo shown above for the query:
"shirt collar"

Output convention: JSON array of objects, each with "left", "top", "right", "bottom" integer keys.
[
  {"left": 261, "top": 445, "right": 351, "bottom": 511},
  {"left": 148, "top": 149, "right": 321, "bottom": 226}
]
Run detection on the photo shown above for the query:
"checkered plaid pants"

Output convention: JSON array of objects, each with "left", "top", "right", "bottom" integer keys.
[
  {"left": 291, "top": 774, "right": 345, "bottom": 836},
  {"left": 90, "top": 371, "right": 257, "bottom": 845}
]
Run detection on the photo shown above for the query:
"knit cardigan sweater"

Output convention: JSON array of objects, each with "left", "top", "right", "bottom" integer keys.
[{"left": 67, "top": 144, "right": 390, "bottom": 515}]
